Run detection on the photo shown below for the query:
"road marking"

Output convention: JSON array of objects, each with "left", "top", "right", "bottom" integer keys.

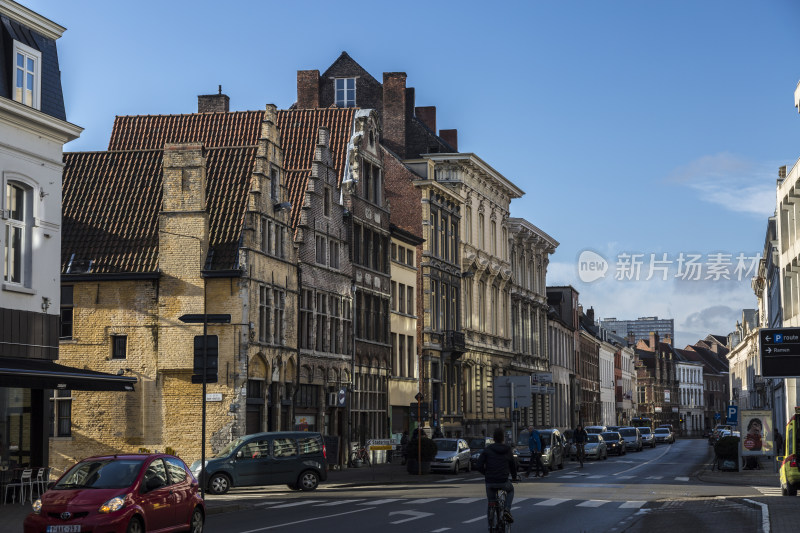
[
  {"left": 388, "top": 510, "right": 434, "bottom": 524},
  {"left": 431, "top": 529, "right": 451, "bottom": 532},
  {"left": 253, "top": 501, "right": 283, "bottom": 507},
  {"left": 536, "top": 498, "right": 570, "bottom": 506},
  {"left": 743, "top": 498, "right": 770, "bottom": 533},
  {"left": 561, "top": 474, "right": 578, "bottom": 478},
  {"left": 675, "top": 476, "right": 690, "bottom": 482},
  {"left": 619, "top": 501, "right": 646, "bottom": 509},
  {"left": 463, "top": 515, "right": 486, "bottom": 524},
  {"left": 646, "top": 476, "right": 663, "bottom": 480},
  {"left": 618, "top": 475, "right": 635, "bottom": 479},
  {"left": 435, "top": 477, "right": 463, "bottom": 483},
  {"left": 577, "top": 500, "right": 609, "bottom": 507},
  {"left": 588, "top": 475, "right": 604, "bottom": 479},
  {"left": 754, "top": 486, "right": 782, "bottom": 496},
  {"left": 315, "top": 499, "right": 365, "bottom": 506},
  {"left": 449, "top": 497, "right": 482, "bottom": 504},
  {"left": 236, "top": 507, "right": 375, "bottom": 532},
  {"left": 404, "top": 498, "right": 445, "bottom": 504},
  {"left": 271, "top": 500, "right": 323, "bottom": 508},
  {"left": 358, "top": 498, "right": 401, "bottom": 505},
  {"left": 612, "top": 445, "right": 671, "bottom": 476}
]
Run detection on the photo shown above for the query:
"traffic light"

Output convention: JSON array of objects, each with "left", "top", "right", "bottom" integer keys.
[{"left": 192, "top": 335, "right": 218, "bottom": 383}]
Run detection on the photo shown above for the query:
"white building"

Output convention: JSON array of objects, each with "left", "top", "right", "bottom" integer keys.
[
  {"left": 676, "top": 360, "right": 704, "bottom": 436},
  {"left": 725, "top": 310, "right": 761, "bottom": 413},
  {"left": 599, "top": 339, "right": 616, "bottom": 427}
]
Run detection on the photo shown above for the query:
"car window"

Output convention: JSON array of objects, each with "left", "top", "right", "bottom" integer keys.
[
  {"left": 143, "top": 459, "right": 168, "bottom": 491},
  {"left": 619, "top": 429, "right": 636, "bottom": 436},
  {"left": 55, "top": 459, "right": 143, "bottom": 490},
  {"left": 298, "top": 435, "right": 323, "bottom": 456},
  {"left": 469, "top": 438, "right": 487, "bottom": 449},
  {"left": 241, "top": 439, "right": 270, "bottom": 459},
  {"left": 541, "top": 433, "right": 552, "bottom": 446},
  {"left": 215, "top": 437, "right": 245, "bottom": 458},
  {"left": 587, "top": 434, "right": 599, "bottom": 443},
  {"left": 601, "top": 432, "right": 619, "bottom": 441},
  {"left": 436, "top": 440, "right": 457, "bottom": 451},
  {"left": 273, "top": 437, "right": 297, "bottom": 458},
  {"left": 639, "top": 428, "right": 651, "bottom": 434},
  {"left": 516, "top": 431, "right": 530, "bottom": 446},
  {"left": 165, "top": 457, "right": 188, "bottom": 484},
  {"left": 655, "top": 429, "right": 668, "bottom": 434}
]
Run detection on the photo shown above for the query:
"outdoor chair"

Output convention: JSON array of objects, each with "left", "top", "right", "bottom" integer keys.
[{"left": 4, "top": 468, "right": 33, "bottom": 505}]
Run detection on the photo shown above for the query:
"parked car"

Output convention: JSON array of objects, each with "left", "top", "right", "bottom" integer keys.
[
  {"left": 467, "top": 436, "right": 494, "bottom": 468},
  {"left": 618, "top": 427, "right": 643, "bottom": 452},
  {"left": 191, "top": 431, "right": 328, "bottom": 494},
  {"left": 654, "top": 427, "right": 675, "bottom": 444},
  {"left": 585, "top": 425, "right": 607, "bottom": 434},
  {"left": 584, "top": 433, "right": 608, "bottom": 460},
  {"left": 709, "top": 424, "right": 733, "bottom": 445},
  {"left": 601, "top": 431, "right": 626, "bottom": 456},
  {"left": 514, "top": 429, "right": 565, "bottom": 471},
  {"left": 24, "top": 453, "right": 204, "bottom": 533},
  {"left": 432, "top": 438, "right": 472, "bottom": 473},
  {"left": 638, "top": 427, "right": 656, "bottom": 448}
]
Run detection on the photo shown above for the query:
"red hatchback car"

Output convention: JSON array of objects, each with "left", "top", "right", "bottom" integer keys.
[{"left": 23, "top": 453, "right": 204, "bottom": 533}]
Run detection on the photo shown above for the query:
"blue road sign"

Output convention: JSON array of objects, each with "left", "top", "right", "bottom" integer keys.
[
  {"left": 726, "top": 405, "right": 738, "bottom": 426},
  {"left": 714, "top": 413, "right": 721, "bottom": 421}
]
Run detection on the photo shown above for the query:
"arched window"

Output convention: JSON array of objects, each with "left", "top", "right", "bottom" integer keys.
[{"left": 4, "top": 180, "right": 33, "bottom": 286}]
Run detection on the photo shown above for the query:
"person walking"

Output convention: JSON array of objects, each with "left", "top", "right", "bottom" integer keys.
[
  {"left": 400, "top": 431, "right": 409, "bottom": 465},
  {"left": 526, "top": 426, "right": 547, "bottom": 478},
  {"left": 574, "top": 424, "right": 588, "bottom": 467},
  {"left": 477, "top": 427, "right": 519, "bottom": 524}
]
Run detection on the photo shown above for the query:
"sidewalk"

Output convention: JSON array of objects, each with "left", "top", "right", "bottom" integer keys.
[{"left": 695, "top": 456, "right": 797, "bottom": 532}]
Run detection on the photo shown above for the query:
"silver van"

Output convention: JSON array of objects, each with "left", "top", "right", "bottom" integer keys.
[{"left": 191, "top": 431, "right": 328, "bottom": 494}]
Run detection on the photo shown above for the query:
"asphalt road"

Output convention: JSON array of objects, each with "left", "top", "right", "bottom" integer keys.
[{"left": 206, "top": 439, "right": 765, "bottom": 533}]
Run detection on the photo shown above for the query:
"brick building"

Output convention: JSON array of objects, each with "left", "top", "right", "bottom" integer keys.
[
  {"left": 634, "top": 332, "right": 680, "bottom": 428},
  {"left": 54, "top": 98, "right": 298, "bottom": 473}
]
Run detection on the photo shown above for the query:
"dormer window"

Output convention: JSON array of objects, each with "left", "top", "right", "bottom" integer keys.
[
  {"left": 13, "top": 41, "right": 41, "bottom": 110},
  {"left": 335, "top": 78, "right": 356, "bottom": 108}
]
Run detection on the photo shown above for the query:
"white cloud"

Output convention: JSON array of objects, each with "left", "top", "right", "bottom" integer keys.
[
  {"left": 666, "top": 152, "right": 776, "bottom": 216},
  {"left": 547, "top": 257, "right": 757, "bottom": 348}
]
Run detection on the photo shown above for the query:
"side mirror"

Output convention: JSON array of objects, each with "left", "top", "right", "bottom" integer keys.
[
  {"left": 777, "top": 456, "right": 784, "bottom": 463},
  {"left": 236, "top": 450, "right": 244, "bottom": 459}
]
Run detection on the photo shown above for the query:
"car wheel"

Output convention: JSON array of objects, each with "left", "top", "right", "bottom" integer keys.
[
  {"left": 299, "top": 470, "right": 320, "bottom": 491},
  {"left": 190, "top": 506, "right": 204, "bottom": 533},
  {"left": 558, "top": 456, "right": 564, "bottom": 470},
  {"left": 126, "top": 516, "right": 144, "bottom": 533},
  {"left": 208, "top": 473, "right": 231, "bottom": 495},
  {"left": 466, "top": 459, "right": 472, "bottom": 472},
  {"left": 788, "top": 483, "right": 798, "bottom": 497},
  {"left": 453, "top": 460, "right": 460, "bottom": 474}
]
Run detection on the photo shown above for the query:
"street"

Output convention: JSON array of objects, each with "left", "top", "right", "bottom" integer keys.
[{"left": 204, "top": 439, "right": 771, "bottom": 532}]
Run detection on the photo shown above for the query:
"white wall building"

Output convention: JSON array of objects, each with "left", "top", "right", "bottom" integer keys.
[
  {"left": 677, "top": 360, "right": 704, "bottom": 436},
  {"left": 599, "top": 340, "right": 616, "bottom": 427}
]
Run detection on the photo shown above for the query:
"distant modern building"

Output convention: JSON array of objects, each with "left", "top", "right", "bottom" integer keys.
[{"left": 600, "top": 316, "right": 674, "bottom": 344}]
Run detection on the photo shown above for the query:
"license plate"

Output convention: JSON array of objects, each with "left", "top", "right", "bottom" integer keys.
[{"left": 47, "top": 526, "right": 81, "bottom": 532}]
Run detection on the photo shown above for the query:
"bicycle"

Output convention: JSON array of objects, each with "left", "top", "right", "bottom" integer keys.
[
  {"left": 487, "top": 485, "right": 512, "bottom": 533},
  {"left": 575, "top": 443, "right": 585, "bottom": 467},
  {"left": 349, "top": 444, "right": 371, "bottom": 467}
]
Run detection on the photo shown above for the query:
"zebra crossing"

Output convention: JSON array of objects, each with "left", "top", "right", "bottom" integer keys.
[
  {"left": 754, "top": 485, "right": 783, "bottom": 496},
  {"left": 261, "top": 495, "right": 648, "bottom": 511}
]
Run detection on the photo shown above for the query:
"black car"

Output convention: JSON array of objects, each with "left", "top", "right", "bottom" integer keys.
[
  {"left": 601, "top": 431, "right": 626, "bottom": 456},
  {"left": 466, "top": 436, "right": 495, "bottom": 467}
]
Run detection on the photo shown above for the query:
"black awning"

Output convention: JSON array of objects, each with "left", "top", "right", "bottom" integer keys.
[{"left": 0, "top": 358, "right": 136, "bottom": 391}]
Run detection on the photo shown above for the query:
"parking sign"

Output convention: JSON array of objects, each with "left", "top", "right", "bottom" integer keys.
[{"left": 726, "top": 405, "right": 738, "bottom": 426}]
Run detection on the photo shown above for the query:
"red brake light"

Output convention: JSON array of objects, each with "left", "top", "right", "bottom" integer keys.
[{"left": 323, "top": 444, "right": 327, "bottom": 460}]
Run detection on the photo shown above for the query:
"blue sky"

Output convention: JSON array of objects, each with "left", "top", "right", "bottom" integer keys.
[{"left": 26, "top": 0, "right": 800, "bottom": 346}]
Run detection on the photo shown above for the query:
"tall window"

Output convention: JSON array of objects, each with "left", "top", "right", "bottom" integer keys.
[
  {"left": 407, "top": 286, "right": 414, "bottom": 316},
  {"left": 13, "top": 42, "right": 41, "bottom": 109},
  {"left": 270, "top": 168, "right": 280, "bottom": 201},
  {"left": 4, "top": 181, "right": 31, "bottom": 285},
  {"left": 315, "top": 235, "right": 327, "bottom": 265},
  {"left": 431, "top": 212, "right": 439, "bottom": 257},
  {"left": 323, "top": 187, "right": 331, "bottom": 216},
  {"left": 316, "top": 293, "right": 329, "bottom": 352},
  {"left": 50, "top": 390, "right": 72, "bottom": 437},
  {"left": 465, "top": 281, "right": 473, "bottom": 329},
  {"left": 329, "top": 240, "right": 340, "bottom": 269},
  {"left": 465, "top": 207, "right": 472, "bottom": 244},
  {"left": 60, "top": 285, "right": 74, "bottom": 339},
  {"left": 300, "top": 289, "right": 314, "bottom": 349},
  {"left": 335, "top": 78, "right": 356, "bottom": 107},
  {"left": 478, "top": 213, "right": 485, "bottom": 249},
  {"left": 259, "top": 285, "right": 272, "bottom": 343},
  {"left": 111, "top": 335, "right": 127, "bottom": 359},
  {"left": 478, "top": 281, "right": 486, "bottom": 331},
  {"left": 491, "top": 220, "right": 497, "bottom": 255}
]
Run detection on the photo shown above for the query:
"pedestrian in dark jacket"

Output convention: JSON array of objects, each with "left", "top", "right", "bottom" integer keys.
[
  {"left": 574, "top": 424, "right": 588, "bottom": 467},
  {"left": 477, "top": 428, "right": 518, "bottom": 523},
  {"left": 400, "top": 431, "right": 409, "bottom": 465},
  {"left": 526, "top": 426, "right": 547, "bottom": 477}
]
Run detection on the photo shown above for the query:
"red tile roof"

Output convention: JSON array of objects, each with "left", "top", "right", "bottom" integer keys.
[
  {"left": 63, "top": 108, "right": 357, "bottom": 273},
  {"left": 277, "top": 108, "right": 356, "bottom": 228}
]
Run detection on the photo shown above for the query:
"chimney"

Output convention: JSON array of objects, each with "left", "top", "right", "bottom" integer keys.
[
  {"left": 439, "top": 129, "right": 458, "bottom": 152},
  {"left": 416, "top": 106, "right": 436, "bottom": 132},
  {"left": 382, "top": 72, "right": 407, "bottom": 158},
  {"left": 779, "top": 165, "right": 787, "bottom": 182},
  {"left": 297, "top": 70, "right": 320, "bottom": 109},
  {"left": 663, "top": 335, "right": 672, "bottom": 346},
  {"left": 198, "top": 86, "right": 229, "bottom": 113},
  {"left": 649, "top": 331, "right": 659, "bottom": 350},
  {"left": 587, "top": 307, "right": 595, "bottom": 325}
]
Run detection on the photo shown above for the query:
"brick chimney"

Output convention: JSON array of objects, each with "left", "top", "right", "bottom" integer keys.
[
  {"left": 198, "top": 86, "right": 229, "bottom": 113},
  {"left": 649, "top": 331, "right": 659, "bottom": 350},
  {"left": 297, "top": 70, "right": 320, "bottom": 109},
  {"left": 439, "top": 129, "right": 458, "bottom": 152},
  {"left": 382, "top": 72, "right": 407, "bottom": 158},
  {"left": 416, "top": 106, "right": 436, "bottom": 132}
]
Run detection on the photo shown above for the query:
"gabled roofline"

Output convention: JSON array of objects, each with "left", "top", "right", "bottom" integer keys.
[{"left": 0, "top": 0, "right": 66, "bottom": 40}]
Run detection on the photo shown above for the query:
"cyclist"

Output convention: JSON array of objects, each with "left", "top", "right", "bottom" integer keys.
[
  {"left": 477, "top": 427, "right": 519, "bottom": 524},
  {"left": 573, "top": 424, "right": 588, "bottom": 467}
]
